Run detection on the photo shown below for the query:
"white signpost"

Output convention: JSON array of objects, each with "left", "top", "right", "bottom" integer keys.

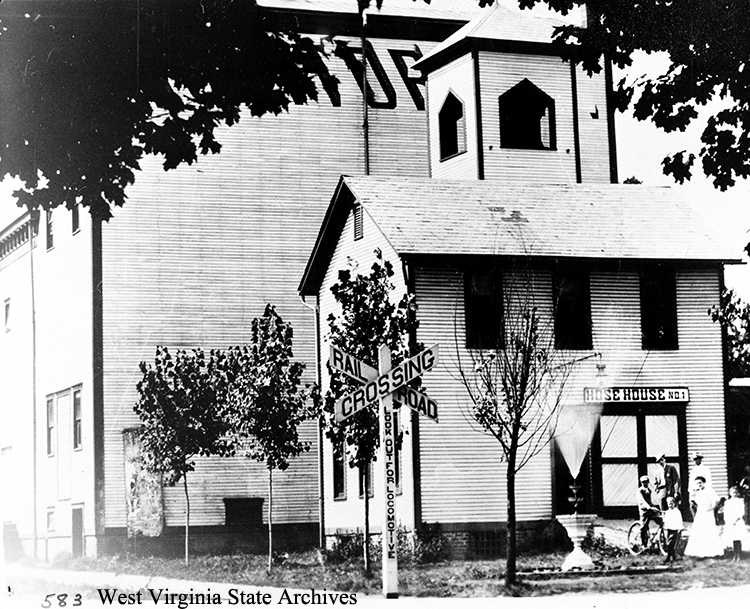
[{"left": 330, "top": 343, "right": 439, "bottom": 598}]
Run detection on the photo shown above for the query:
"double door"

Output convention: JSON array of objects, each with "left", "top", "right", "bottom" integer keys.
[{"left": 591, "top": 405, "right": 688, "bottom": 518}]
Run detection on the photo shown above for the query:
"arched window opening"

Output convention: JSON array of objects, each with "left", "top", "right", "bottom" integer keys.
[
  {"left": 438, "top": 91, "right": 467, "bottom": 160},
  {"left": 499, "top": 79, "right": 556, "bottom": 151}
]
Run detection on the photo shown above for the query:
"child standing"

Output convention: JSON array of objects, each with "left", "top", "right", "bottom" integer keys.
[
  {"left": 663, "top": 496, "right": 683, "bottom": 563},
  {"left": 724, "top": 486, "right": 747, "bottom": 561}
]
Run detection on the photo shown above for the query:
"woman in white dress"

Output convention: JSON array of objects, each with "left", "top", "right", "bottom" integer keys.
[{"left": 685, "top": 476, "right": 725, "bottom": 558}]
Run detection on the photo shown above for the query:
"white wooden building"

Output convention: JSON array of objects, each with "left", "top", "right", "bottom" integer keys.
[
  {"left": 0, "top": 0, "right": 487, "bottom": 559},
  {"left": 298, "top": 5, "right": 740, "bottom": 556}
]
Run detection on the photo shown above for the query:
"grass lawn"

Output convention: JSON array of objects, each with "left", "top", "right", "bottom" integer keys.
[{"left": 18, "top": 536, "right": 750, "bottom": 598}]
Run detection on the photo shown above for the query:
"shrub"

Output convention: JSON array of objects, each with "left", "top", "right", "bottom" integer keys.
[
  {"left": 414, "top": 524, "right": 451, "bottom": 564},
  {"left": 580, "top": 529, "right": 627, "bottom": 558}
]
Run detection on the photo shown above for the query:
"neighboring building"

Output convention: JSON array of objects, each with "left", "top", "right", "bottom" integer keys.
[
  {"left": 298, "top": 5, "right": 740, "bottom": 556},
  {"left": 0, "top": 0, "right": 487, "bottom": 559}
]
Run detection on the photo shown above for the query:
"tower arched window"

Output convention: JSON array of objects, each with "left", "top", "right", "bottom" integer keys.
[
  {"left": 438, "top": 91, "right": 467, "bottom": 161},
  {"left": 499, "top": 79, "right": 556, "bottom": 150}
]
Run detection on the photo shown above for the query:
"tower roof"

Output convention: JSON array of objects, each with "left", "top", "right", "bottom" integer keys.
[{"left": 414, "top": 3, "right": 572, "bottom": 73}]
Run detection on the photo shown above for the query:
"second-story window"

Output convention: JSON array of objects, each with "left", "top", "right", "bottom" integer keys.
[
  {"left": 499, "top": 79, "right": 556, "bottom": 151},
  {"left": 465, "top": 265, "right": 504, "bottom": 350},
  {"left": 46, "top": 397, "right": 56, "bottom": 456},
  {"left": 640, "top": 268, "right": 678, "bottom": 350},
  {"left": 73, "top": 388, "right": 82, "bottom": 450},
  {"left": 438, "top": 91, "right": 467, "bottom": 161},
  {"left": 553, "top": 265, "right": 593, "bottom": 350},
  {"left": 72, "top": 206, "right": 80, "bottom": 234},
  {"left": 46, "top": 210, "right": 54, "bottom": 251}
]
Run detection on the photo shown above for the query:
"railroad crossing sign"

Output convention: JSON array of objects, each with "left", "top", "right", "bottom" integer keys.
[
  {"left": 329, "top": 343, "right": 439, "bottom": 598},
  {"left": 332, "top": 344, "right": 439, "bottom": 423}
]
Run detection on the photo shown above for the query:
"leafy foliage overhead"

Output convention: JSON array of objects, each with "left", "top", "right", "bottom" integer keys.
[
  {"left": 510, "top": 0, "right": 750, "bottom": 191},
  {"left": 0, "top": 0, "right": 324, "bottom": 219}
]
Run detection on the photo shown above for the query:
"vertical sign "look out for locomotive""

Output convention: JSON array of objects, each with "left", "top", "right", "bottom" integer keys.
[{"left": 331, "top": 343, "right": 439, "bottom": 598}]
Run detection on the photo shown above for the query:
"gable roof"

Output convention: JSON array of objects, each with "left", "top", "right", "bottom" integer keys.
[{"left": 299, "top": 175, "right": 742, "bottom": 295}]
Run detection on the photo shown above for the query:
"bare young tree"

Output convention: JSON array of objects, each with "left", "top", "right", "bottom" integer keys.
[{"left": 455, "top": 263, "right": 583, "bottom": 589}]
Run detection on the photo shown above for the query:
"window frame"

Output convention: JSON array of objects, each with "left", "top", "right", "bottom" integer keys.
[
  {"left": 333, "top": 440, "right": 347, "bottom": 501},
  {"left": 438, "top": 90, "right": 467, "bottom": 162},
  {"left": 46, "top": 209, "right": 54, "bottom": 251},
  {"left": 498, "top": 79, "right": 556, "bottom": 151},
  {"left": 46, "top": 397, "right": 56, "bottom": 457},
  {"left": 4, "top": 298, "right": 9, "bottom": 333},
  {"left": 73, "top": 387, "right": 83, "bottom": 450},
  {"left": 464, "top": 265, "right": 504, "bottom": 350},
  {"left": 72, "top": 205, "right": 80, "bottom": 235},
  {"left": 553, "top": 264, "right": 593, "bottom": 350},
  {"left": 639, "top": 267, "right": 678, "bottom": 350},
  {"left": 358, "top": 461, "right": 374, "bottom": 499}
]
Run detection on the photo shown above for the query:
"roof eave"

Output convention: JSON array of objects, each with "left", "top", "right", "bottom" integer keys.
[{"left": 298, "top": 176, "right": 356, "bottom": 296}]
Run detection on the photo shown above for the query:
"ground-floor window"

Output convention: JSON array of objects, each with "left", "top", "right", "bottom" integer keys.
[{"left": 590, "top": 404, "right": 688, "bottom": 518}]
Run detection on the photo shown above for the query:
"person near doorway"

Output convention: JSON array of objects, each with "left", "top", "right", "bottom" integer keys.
[
  {"left": 685, "top": 476, "right": 724, "bottom": 558},
  {"left": 663, "top": 495, "right": 683, "bottom": 563},
  {"left": 723, "top": 486, "right": 747, "bottom": 562},
  {"left": 689, "top": 451, "right": 713, "bottom": 516},
  {"left": 654, "top": 453, "right": 681, "bottom": 510},
  {"left": 638, "top": 475, "right": 663, "bottom": 547}
]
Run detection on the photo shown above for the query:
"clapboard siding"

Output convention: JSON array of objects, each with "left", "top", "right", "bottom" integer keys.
[
  {"left": 317, "top": 208, "right": 416, "bottom": 533},
  {"left": 427, "top": 54, "right": 479, "bottom": 179},
  {"left": 413, "top": 263, "right": 557, "bottom": 524},
  {"left": 478, "top": 52, "right": 578, "bottom": 184},
  {"left": 100, "top": 34, "right": 440, "bottom": 529},
  {"left": 409, "top": 261, "right": 727, "bottom": 525},
  {"left": 575, "top": 66, "right": 612, "bottom": 183}
]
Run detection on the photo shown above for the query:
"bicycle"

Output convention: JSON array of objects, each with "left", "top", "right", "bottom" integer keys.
[{"left": 627, "top": 515, "right": 668, "bottom": 555}]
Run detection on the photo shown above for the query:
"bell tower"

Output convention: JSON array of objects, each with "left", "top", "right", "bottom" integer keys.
[{"left": 415, "top": 3, "right": 617, "bottom": 184}]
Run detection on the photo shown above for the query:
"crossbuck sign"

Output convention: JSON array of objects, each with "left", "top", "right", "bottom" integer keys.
[
  {"left": 332, "top": 344, "right": 440, "bottom": 423},
  {"left": 329, "top": 343, "right": 439, "bottom": 598}
]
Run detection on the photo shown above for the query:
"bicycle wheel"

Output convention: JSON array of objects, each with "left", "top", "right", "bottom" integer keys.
[
  {"left": 656, "top": 525, "right": 668, "bottom": 556},
  {"left": 627, "top": 521, "right": 645, "bottom": 555}
]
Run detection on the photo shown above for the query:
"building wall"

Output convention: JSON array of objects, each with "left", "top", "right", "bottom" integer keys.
[
  {"left": 0, "top": 208, "right": 96, "bottom": 560},
  {"left": 426, "top": 53, "right": 479, "bottom": 179},
  {"left": 478, "top": 51, "right": 610, "bottom": 184},
  {"left": 99, "top": 31, "right": 442, "bottom": 536},
  {"left": 317, "top": 206, "right": 416, "bottom": 536},
  {"left": 409, "top": 260, "right": 726, "bottom": 526}
]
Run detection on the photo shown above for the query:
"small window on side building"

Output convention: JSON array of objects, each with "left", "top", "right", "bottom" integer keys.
[
  {"left": 640, "top": 268, "right": 678, "bottom": 350},
  {"left": 4, "top": 299, "right": 9, "bottom": 332},
  {"left": 46, "top": 210, "right": 54, "bottom": 251},
  {"left": 333, "top": 441, "right": 346, "bottom": 500},
  {"left": 72, "top": 206, "right": 80, "bottom": 234},
  {"left": 465, "top": 266, "right": 504, "bottom": 349},
  {"left": 73, "top": 388, "right": 82, "bottom": 450},
  {"left": 359, "top": 461, "right": 374, "bottom": 499},
  {"left": 46, "top": 398, "right": 56, "bottom": 456},
  {"left": 553, "top": 265, "right": 593, "bottom": 350}
]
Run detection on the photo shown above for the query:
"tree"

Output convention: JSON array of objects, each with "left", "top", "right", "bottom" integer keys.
[
  {"left": 224, "top": 305, "right": 319, "bottom": 571},
  {"left": 0, "top": 0, "right": 325, "bottom": 219},
  {"left": 710, "top": 288, "right": 750, "bottom": 379},
  {"left": 455, "top": 267, "right": 578, "bottom": 589},
  {"left": 5, "top": 1, "right": 747, "bottom": 221},
  {"left": 324, "top": 249, "right": 419, "bottom": 574},
  {"left": 507, "top": 0, "right": 750, "bottom": 194},
  {"left": 134, "top": 346, "right": 235, "bottom": 564}
]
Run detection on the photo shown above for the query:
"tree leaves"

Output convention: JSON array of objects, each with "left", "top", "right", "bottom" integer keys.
[
  {"left": 709, "top": 288, "right": 750, "bottom": 378},
  {"left": 1, "top": 0, "right": 324, "bottom": 219}
]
